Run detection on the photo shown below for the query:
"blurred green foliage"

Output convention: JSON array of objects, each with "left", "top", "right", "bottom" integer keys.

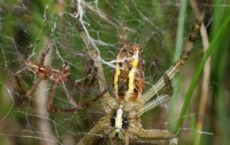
[{"left": 0, "top": 0, "right": 230, "bottom": 145}]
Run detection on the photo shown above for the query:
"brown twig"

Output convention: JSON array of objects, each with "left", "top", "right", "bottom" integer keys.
[{"left": 189, "top": 0, "right": 211, "bottom": 144}]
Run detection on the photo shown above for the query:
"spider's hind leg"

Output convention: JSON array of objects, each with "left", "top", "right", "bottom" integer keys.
[
  {"left": 130, "top": 125, "right": 177, "bottom": 145},
  {"left": 39, "top": 47, "right": 50, "bottom": 66},
  {"left": 163, "top": 74, "right": 173, "bottom": 97}
]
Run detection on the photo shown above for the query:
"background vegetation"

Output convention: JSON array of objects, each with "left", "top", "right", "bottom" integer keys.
[{"left": 0, "top": 0, "right": 230, "bottom": 145}]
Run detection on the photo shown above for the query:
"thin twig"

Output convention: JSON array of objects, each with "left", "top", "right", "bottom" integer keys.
[{"left": 189, "top": 0, "right": 211, "bottom": 144}]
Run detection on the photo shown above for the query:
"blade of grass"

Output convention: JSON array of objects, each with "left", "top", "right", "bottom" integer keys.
[
  {"left": 169, "top": 0, "right": 188, "bottom": 130},
  {"left": 175, "top": 13, "right": 230, "bottom": 132},
  {"left": 174, "top": 0, "right": 188, "bottom": 60},
  {"left": 211, "top": 0, "right": 230, "bottom": 143}
]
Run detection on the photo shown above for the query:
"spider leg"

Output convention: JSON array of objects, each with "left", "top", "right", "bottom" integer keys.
[
  {"left": 143, "top": 22, "right": 201, "bottom": 103},
  {"left": 135, "top": 129, "right": 175, "bottom": 141},
  {"left": 26, "top": 79, "right": 42, "bottom": 97},
  {"left": 124, "top": 131, "right": 130, "bottom": 145},
  {"left": 46, "top": 81, "right": 106, "bottom": 112},
  {"left": 39, "top": 47, "right": 50, "bottom": 66},
  {"left": 81, "top": 89, "right": 107, "bottom": 109},
  {"left": 47, "top": 81, "right": 58, "bottom": 112},
  {"left": 46, "top": 80, "right": 82, "bottom": 113},
  {"left": 138, "top": 74, "right": 173, "bottom": 115},
  {"left": 15, "top": 75, "right": 27, "bottom": 95},
  {"left": 77, "top": 117, "right": 109, "bottom": 145},
  {"left": 73, "top": 11, "right": 107, "bottom": 92},
  {"left": 139, "top": 95, "right": 170, "bottom": 116},
  {"left": 74, "top": 59, "right": 98, "bottom": 98},
  {"left": 14, "top": 48, "right": 49, "bottom": 104},
  {"left": 130, "top": 125, "right": 176, "bottom": 141},
  {"left": 61, "top": 81, "right": 81, "bottom": 109},
  {"left": 15, "top": 47, "right": 51, "bottom": 98},
  {"left": 164, "top": 74, "right": 173, "bottom": 97},
  {"left": 49, "top": 62, "right": 83, "bottom": 112},
  {"left": 109, "top": 137, "right": 126, "bottom": 145},
  {"left": 15, "top": 74, "right": 42, "bottom": 97},
  {"left": 130, "top": 137, "right": 177, "bottom": 145}
]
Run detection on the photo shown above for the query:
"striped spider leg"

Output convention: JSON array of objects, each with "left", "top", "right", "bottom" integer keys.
[
  {"left": 15, "top": 48, "right": 105, "bottom": 112},
  {"left": 74, "top": 58, "right": 98, "bottom": 98},
  {"left": 15, "top": 49, "right": 106, "bottom": 112},
  {"left": 77, "top": 22, "right": 201, "bottom": 145},
  {"left": 15, "top": 48, "right": 80, "bottom": 112}
]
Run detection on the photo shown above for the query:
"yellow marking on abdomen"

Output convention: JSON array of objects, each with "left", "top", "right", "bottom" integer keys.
[
  {"left": 127, "top": 55, "right": 138, "bottom": 94},
  {"left": 113, "top": 62, "right": 120, "bottom": 96},
  {"left": 113, "top": 42, "right": 144, "bottom": 101}
]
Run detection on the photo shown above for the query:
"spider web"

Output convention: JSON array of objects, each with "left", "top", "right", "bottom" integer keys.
[{"left": 0, "top": 0, "right": 216, "bottom": 145}]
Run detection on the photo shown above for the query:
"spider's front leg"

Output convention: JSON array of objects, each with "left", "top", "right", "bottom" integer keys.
[
  {"left": 46, "top": 59, "right": 107, "bottom": 112},
  {"left": 137, "top": 75, "right": 173, "bottom": 117},
  {"left": 14, "top": 48, "right": 50, "bottom": 98},
  {"left": 46, "top": 63, "right": 81, "bottom": 112},
  {"left": 130, "top": 125, "right": 177, "bottom": 145},
  {"left": 77, "top": 116, "right": 110, "bottom": 145},
  {"left": 143, "top": 22, "right": 201, "bottom": 103},
  {"left": 15, "top": 74, "right": 42, "bottom": 97},
  {"left": 164, "top": 74, "right": 173, "bottom": 97}
]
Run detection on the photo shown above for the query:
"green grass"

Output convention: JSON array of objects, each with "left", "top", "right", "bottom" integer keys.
[
  {"left": 176, "top": 9, "right": 230, "bottom": 133},
  {"left": 0, "top": 1, "right": 230, "bottom": 145}
]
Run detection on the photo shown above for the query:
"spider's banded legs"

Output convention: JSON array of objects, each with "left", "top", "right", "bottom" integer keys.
[
  {"left": 138, "top": 74, "right": 173, "bottom": 115},
  {"left": 15, "top": 75, "right": 27, "bottom": 95},
  {"left": 134, "top": 128, "right": 175, "bottom": 139},
  {"left": 46, "top": 81, "right": 81, "bottom": 113},
  {"left": 14, "top": 47, "right": 49, "bottom": 98},
  {"left": 46, "top": 62, "right": 92, "bottom": 113},
  {"left": 47, "top": 89, "right": 107, "bottom": 112},
  {"left": 74, "top": 59, "right": 98, "bottom": 98},
  {"left": 38, "top": 47, "right": 50, "bottom": 66},
  {"left": 25, "top": 79, "right": 42, "bottom": 97},
  {"left": 77, "top": 117, "right": 109, "bottom": 145},
  {"left": 143, "top": 22, "right": 201, "bottom": 103},
  {"left": 164, "top": 74, "right": 173, "bottom": 97},
  {"left": 73, "top": 10, "right": 107, "bottom": 93},
  {"left": 15, "top": 75, "right": 42, "bottom": 97},
  {"left": 45, "top": 62, "right": 80, "bottom": 112},
  {"left": 81, "top": 89, "right": 107, "bottom": 109},
  {"left": 47, "top": 80, "right": 59, "bottom": 112},
  {"left": 167, "top": 22, "right": 201, "bottom": 77},
  {"left": 132, "top": 125, "right": 177, "bottom": 145},
  {"left": 138, "top": 95, "right": 170, "bottom": 116},
  {"left": 130, "top": 125, "right": 176, "bottom": 143}
]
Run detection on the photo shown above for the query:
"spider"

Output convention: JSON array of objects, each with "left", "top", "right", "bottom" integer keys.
[
  {"left": 76, "top": 22, "right": 201, "bottom": 145},
  {"left": 15, "top": 47, "right": 106, "bottom": 112}
]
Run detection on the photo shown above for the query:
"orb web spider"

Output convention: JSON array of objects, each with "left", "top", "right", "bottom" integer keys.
[
  {"left": 76, "top": 22, "right": 201, "bottom": 145},
  {"left": 15, "top": 47, "right": 106, "bottom": 112}
]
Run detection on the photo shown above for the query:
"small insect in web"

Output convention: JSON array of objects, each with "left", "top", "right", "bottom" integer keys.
[
  {"left": 76, "top": 22, "right": 201, "bottom": 145},
  {"left": 14, "top": 47, "right": 106, "bottom": 112}
]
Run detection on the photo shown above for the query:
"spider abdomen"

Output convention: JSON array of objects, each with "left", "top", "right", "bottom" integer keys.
[{"left": 113, "top": 42, "right": 144, "bottom": 102}]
